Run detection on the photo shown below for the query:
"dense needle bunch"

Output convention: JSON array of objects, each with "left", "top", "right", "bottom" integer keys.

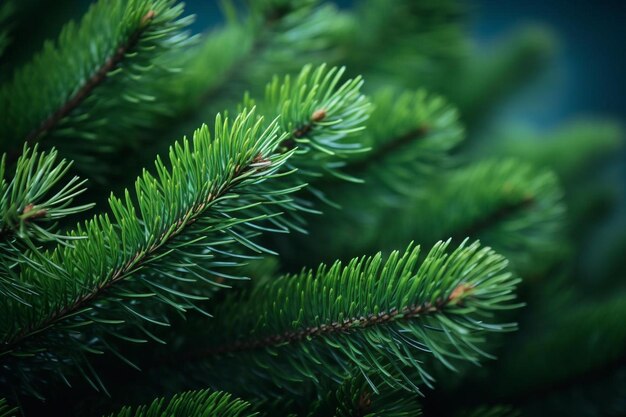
[{"left": 0, "top": 0, "right": 623, "bottom": 416}]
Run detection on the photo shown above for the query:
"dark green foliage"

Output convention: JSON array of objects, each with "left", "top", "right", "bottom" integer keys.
[
  {"left": 106, "top": 390, "right": 256, "bottom": 417},
  {"left": 0, "top": 0, "right": 622, "bottom": 415},
  {"left": 305, "top": 376, "right": 423, "bottom": 417},
  {"left": 385, "top": 159, "right": 566, "bottom": 275},
  {"left": 173, "top": 240, "right": 519, "bottom": 396},
  {"left": 0, "top": 110, "right": 298, "bottom": 396},
  {"left": 455, "top": 405, "right": 520, "bottom": 417},
  {"left": 489, "top": 292, "right": 626, "bottom": 400},
  {"left": 0, "top": 145, "right": 92, "bottom": 302},
  {"left": 0, "top": 0, "right": 192, "bottom": 172},
  {"left": 277, "top": 88, "right": 465, "bottom": 266}
]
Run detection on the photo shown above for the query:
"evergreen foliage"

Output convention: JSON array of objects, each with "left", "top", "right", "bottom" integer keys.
[
  {"left": 106, "top": 390, "right": 255, "bottom": 417},
  {"left": 0, "top": 0, "right": 622, "bottom": 415},
  {"left": 0, "top": 0, "right": 192, "bottom": 174},
  {"left": 162, "top": 240, "right": 519, "bottom": 398}
]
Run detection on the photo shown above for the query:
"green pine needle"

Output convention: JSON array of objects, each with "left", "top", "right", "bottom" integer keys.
[
  {"left": 106, "top": 390, "right": 256, "bottom": 417},
  {"left": 0, "top": 109, "right": 298, "bottom": 397},
  {"left": 174, "top": 239, "right": 520, "bottom": 396},
  {"left": 0, "top": 0, "right": 192, "bottom": 169}
]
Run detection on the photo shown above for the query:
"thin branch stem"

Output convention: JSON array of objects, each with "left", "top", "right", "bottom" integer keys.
[
  {"left": 0, "top": 156, "right": 265, "bottom": 355},
  {"left": 21, "top": 10, "right": 156, "bottom": 148},
  {"left": 188, "top": 283, "right": 470, "bottom": 359}
]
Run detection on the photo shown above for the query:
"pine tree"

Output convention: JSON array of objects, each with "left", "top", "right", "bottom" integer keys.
[{"left": 0, "top": 1, "right": 623, "bottom": 416}]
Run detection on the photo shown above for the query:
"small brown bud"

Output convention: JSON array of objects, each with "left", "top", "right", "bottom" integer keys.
[
  {"left": 311, "top": 109, "right": 327, "bottom": 122},
  {"left": 22, "top": 204, "right": 47, "bottom": 220},
  {"left": 141, "top": 10, "right": 156, "bottom": 26},
  {"left": 449, "top": 283, "right": 475, "bottom": 303}
]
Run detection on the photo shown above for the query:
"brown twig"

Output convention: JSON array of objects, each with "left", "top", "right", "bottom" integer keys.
[
  {"left": 22, "top": 10, "right": 156, "bottom": 147},
  {"left": 189, "top": 282, "right": 471, "bottom": 359}
]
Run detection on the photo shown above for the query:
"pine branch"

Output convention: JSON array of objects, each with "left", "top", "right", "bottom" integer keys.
[
  {"left": 304, "top": 375, "right": 423, "bottom": 417},
  {"left": 244, "top": 64, "right": 370, "bottom": 181},
  {"left": 106, "top": 390, "right": 256, "bottom": 417},
  {"left": 0, "top": 109, "right": 299, "bottom": 398},
  {"left": 231, "top": 64, "right": 370, "bottom": 232},
  {"left": 375, "top": 159, "right": 565, "bottom": 275},
  {"left": 341, "top": 89, "right": 462, "bottom": 192},
  {"left": 0, "top": 0, "right": 192, "bottom": 170},
  {"left": 274, "top": 89, "right": 463, "bottom": 266},
  {"left": 0, "top": 145, "right": 92, "bottom": 303},
  {"left": 153, "top": 0, "right": 346, "bottom": 147},
  {"left": 167, "top": 240, "right": 519, "bottom": 397}
]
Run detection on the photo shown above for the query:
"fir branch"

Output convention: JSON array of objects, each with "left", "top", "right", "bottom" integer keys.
[
  {"left": 170, "top": 240, "right": 519, "bottom": 397},
  {"left": 304, "top": 375, "right": 422, "bottom": 417},
  {"left": 338, "top": 89, "right": 463, "bottom": 189},
  {"left": 192, "top": 285, "right": 470, "bottom": 358},
  {"left": 275, "top": 89, "right": 462, "bottom": 266},
  {"left": 156, "top": 0, "right": 345, "bottom": 144},
  {"left": 0, "top": 145, "right": 92, "bottom": 303},
  {"left": 374, "top": 159, "right": 565, "bottom": 275},
  {"left": 244, "top": 64, "right": 370, "bottom": 181},
  {"left": 0, "top": 145, "right": 92, "bottom": 243},
  {"left": 0, "top": 109, "right": 299, "bottom": 397},
  {"left": 106, "top": 390, "right": 256, "bottom": 417},
  {"left": 23, "top": 10, "right": 156, "bottom": 146},
  {"left": 234, "top": 64, "right": 370, "bottom": 231},
  {"left": 0, "top": 0, "right": 192, "bottom": 168}
]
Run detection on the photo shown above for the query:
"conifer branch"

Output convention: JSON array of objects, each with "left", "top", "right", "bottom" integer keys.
[
  {"left": 0, "top": 0, "right": 192, "bottom": 169},
  {"left": 0, "top": 145, "right": 92, "bottom": 303},
  {"left": 106, "top": 390, "right": 256, "bottom": 417},
  {"left": 451, "top": 197, "right": 536, "bottom": 243},
  {"left": 0, "top": 109, "right": 298, "bottom": 397},
  {"left": 169, "top": 240, "right": 519, "bottom": 397},
  {"left": 304, "top": 375, "right": 423, "bottom": 417},
  {"left": 193, "top": 284, "right": 469, "bottom": 358},
  {"left": 23, "top": 10, "right": 156, "bottom": 146},
  {"left": 313, "top": 88, "right": 462, "bottom": 196}
]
